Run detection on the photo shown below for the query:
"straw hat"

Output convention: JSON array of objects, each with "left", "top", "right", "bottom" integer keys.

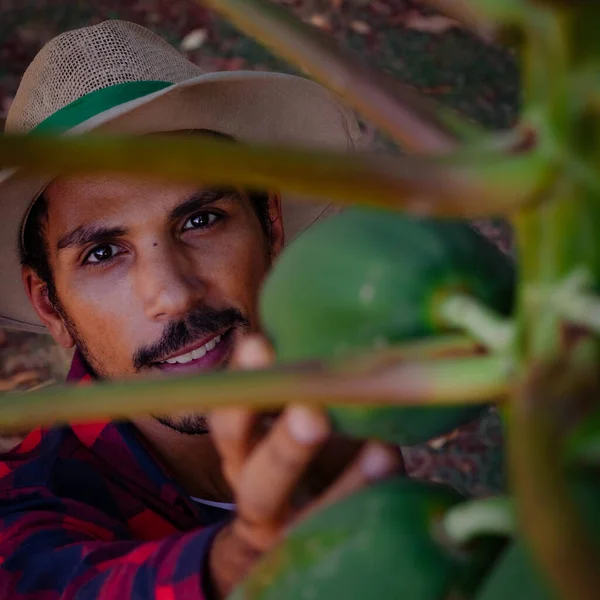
[{"left": 0, "top": 20, "right": 361, "bottom": 333}]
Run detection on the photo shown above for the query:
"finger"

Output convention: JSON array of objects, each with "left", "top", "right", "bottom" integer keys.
[
  {"left": 291, "top": 441, "right": 404, "bottom": 524},
  {"left": 208, "top": 335, "right": 275, "bottom": 484},
  {"left": 230, "top": 334, "right": 275, "bottom": 370},
  {"left": 208, "top": 407, "right": 256, "bottom": 485},
  {"left": 236, "top": 404, "right": 330, "bottom": 526}
]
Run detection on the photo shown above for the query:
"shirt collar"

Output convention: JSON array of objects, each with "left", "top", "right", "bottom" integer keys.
[{"left": 66, "top": 348, "right": 95, "bottom": 384}]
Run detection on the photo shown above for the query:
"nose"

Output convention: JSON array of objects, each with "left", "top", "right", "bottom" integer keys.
[{"left": 135, "top": 243, "right": 207, "bottom": 322}]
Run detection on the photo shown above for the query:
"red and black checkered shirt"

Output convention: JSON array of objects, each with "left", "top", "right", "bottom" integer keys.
[{"left": 0, "top": 350, "right": 230, "bottom": 599}]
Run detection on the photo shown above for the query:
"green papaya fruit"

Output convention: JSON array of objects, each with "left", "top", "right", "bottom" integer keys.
[
  {"left": 260, "top": 206, "right": 515, "bottom": 444},
  {"left": 475, "top": 541, "right": 556, "bottom": 600},
  {"left": 228, "top": 478, "right": 503, "bottom": 600},
  {"left": 476, "top": 470, "right": 600, "bottom": 600}
]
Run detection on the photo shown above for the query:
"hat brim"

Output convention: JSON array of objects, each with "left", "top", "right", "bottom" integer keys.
[{"left": 0, "top": 71, "right": 360, "bottom": 333}]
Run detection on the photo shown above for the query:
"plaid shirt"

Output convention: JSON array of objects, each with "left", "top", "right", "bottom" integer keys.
[{"left": 0, "top": 350, "right": 231, "bottom": 600}]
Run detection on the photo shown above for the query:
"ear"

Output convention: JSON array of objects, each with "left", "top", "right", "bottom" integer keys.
[
  {"left": 22, "top": 267, "right": 75, "bottom": 349},
  {"left": 268, "top": 192, "right": 285, "bottom": 258}
]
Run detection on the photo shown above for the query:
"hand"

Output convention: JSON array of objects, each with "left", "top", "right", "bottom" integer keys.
[{"left": 206, "top": 335, "right": 404, "bottom": 599}]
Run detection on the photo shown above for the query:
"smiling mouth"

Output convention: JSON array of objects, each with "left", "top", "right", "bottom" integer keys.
[
  {"left": 152, "top": 328, "right": 234, "bottom": 373},
  {"left": 159, "top": 334, "right": 223, "bottom": 365}
]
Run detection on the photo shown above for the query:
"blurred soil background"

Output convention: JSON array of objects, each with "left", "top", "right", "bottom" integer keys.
[{"left": 0, "top": 0, "right": 518, "bottom": 494}]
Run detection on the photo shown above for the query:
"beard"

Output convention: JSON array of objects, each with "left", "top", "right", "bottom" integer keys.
[
  {"left": 155, "top": 412, "right": 211, "bottom": 435},
  {"left": 57, "top": 297, "right": 250, "bottom": 436}
]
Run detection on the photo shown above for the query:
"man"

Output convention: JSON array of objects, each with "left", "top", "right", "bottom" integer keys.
[{"left": 0, "top": 20, "right": 403, "bottom": 600}]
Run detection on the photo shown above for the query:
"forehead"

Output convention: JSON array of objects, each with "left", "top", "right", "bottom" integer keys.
[{"left": 43, "top": 173, "right": 203, "bottom": 226}]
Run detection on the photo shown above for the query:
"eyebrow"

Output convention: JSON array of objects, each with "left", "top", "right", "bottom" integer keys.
[
  {"left": 168, "top": 188, "right": 237, "bottom": 223},
  {"left": 56, "top": 188, "right": 238, "bottom": 252},
  {"left": 57, "top": 224, "right": 127, "bottom": 252}
]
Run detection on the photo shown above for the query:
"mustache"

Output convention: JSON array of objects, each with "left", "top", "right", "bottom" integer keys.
[{"left": 133, "top": 306, "right": 250, "bottom": 370}]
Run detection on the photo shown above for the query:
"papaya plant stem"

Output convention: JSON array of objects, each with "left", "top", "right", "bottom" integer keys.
[
  {"left": 342, "top": 335, "right": 483, "bottom": 370},
  {"left": 202, "top": 0, "right": 475, "bottom": 151},
  {"left": 528, "top": 184, "right": 570, "bottom": 359},
  {"left": 441, "top": 497, "right": 515, "bottom": 545},
  {"left": 522, "top": 11, "right": 568, "bottom": 132},
  {"left": 509, "top": 364, "right": 600, "bottom": 600},
  {"left": 513, "top": 5, "right": 569, "bottom": 360},
  {"left": 552, "top": 285, "right": 600, "bottom": 333},
  {"left": 437, "top": 294, "right": 514, "bottom": 351},
  {"left": 0, "top": 354, "right": 511, "bottom": 433},
  {"left": 0, "top": 133, "right": 544, "bottom": 217}
]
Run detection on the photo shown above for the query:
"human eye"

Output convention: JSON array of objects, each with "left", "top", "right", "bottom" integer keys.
[
  {"left": 82, "top": 243, "right": 122, "bottom": 265},
  {"left": 182, "top": 211, "right": 222, "bottom": 232}
]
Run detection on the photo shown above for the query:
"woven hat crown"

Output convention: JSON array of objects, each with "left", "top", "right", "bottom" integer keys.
[{"left": 6, "top": 20, "right": 203, "bottom": 134}]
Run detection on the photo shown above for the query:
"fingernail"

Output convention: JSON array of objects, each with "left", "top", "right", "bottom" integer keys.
[
  {"left": 286, "top": 406, "right": 328, "bottom": 444},
  {"left": 360, "top": 444, "right": 396, "bottom": 479},
  {"left": 237, "top": 335, "right": 273, "bottom": 370}
]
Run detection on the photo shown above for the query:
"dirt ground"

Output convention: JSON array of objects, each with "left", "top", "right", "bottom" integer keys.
[{"left": 0, "top": 0, "right": 517, "bottom": 495}]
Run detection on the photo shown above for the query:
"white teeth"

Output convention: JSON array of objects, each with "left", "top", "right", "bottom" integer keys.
[
  {"left": 191, "top": 346, "right": 207, "bottom": 360},
  {"left": 166, "top": 351, "right": 194, "bottom": 364},
  {"left": 161, "top": 334, "right": 224, "bottom": 364}
]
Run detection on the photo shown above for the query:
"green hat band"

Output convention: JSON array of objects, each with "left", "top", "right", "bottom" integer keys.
[{"left": 32, "top": 81, "right": 173, "bottom": 133}]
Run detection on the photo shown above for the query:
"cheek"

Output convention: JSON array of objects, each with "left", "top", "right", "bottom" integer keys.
[
  {"left": 192, "top": 224, "right": 271, "bottom": 317},
  {"left": 61, "top": 268, "right": 133, "bottom": 327},
  {"left": 54, "top": 270, "right": 146, "bottom": 374}
]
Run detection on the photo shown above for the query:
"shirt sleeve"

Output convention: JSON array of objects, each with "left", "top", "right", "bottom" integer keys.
[{"left": 0, "top": 490, "right": 227, "bottom": 600}]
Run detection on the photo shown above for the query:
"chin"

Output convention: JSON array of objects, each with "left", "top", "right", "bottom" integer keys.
[{"left": 154, "top": 412, "right": 210, "bottom": 435}]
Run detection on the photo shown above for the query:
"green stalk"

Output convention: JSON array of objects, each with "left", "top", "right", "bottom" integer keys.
[
  {"left": 0, "top": 354, "right": 511, "bottom": 433},
  {"left": 513, "top": 208, "right": 539, "bottom": 363},
  {"left": 509, "top": 7, "right": 600, "bottom": 597},
  {"left": 513, "top": 7, "right": 571, "bottom": 362},
  {"left": 530, "top": 182, "right": 571, "bottom": 359},
  {"left": 201, "top": 0, "right": 480, "bottom": 151},
  {"left": 442, "top": 496, "right": 516, "bottom": 545},
  {"left": 0, "top": 133, "right": 545, "bottom": 217},
  {"left": 560, "top": 4, "right": 600, "bottom": 68},
  {"left": 541, "top": 269, "right": 600, "bottom": 333},
  {"left": 509, "top": 363, "right": 600, "bottom": 600},
  {"left": 554, "top": 290, "right": 600, "bottom": 333},
  {"left": 437, "top": 294, "right": 514, "bottom": 352},
  {"left": 341, "top": 335, "right": 483, "bottom": 371},
  {"left": 522, "top": 183, "right": 597, "bottom": 360},
  {"left": 522, "top": 10, "right": 568, "bottom": 133}
]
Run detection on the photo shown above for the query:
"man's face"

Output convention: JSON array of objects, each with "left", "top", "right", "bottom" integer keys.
[{"left": 27, "top": 173, "right": 283, "bottom": 432}]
